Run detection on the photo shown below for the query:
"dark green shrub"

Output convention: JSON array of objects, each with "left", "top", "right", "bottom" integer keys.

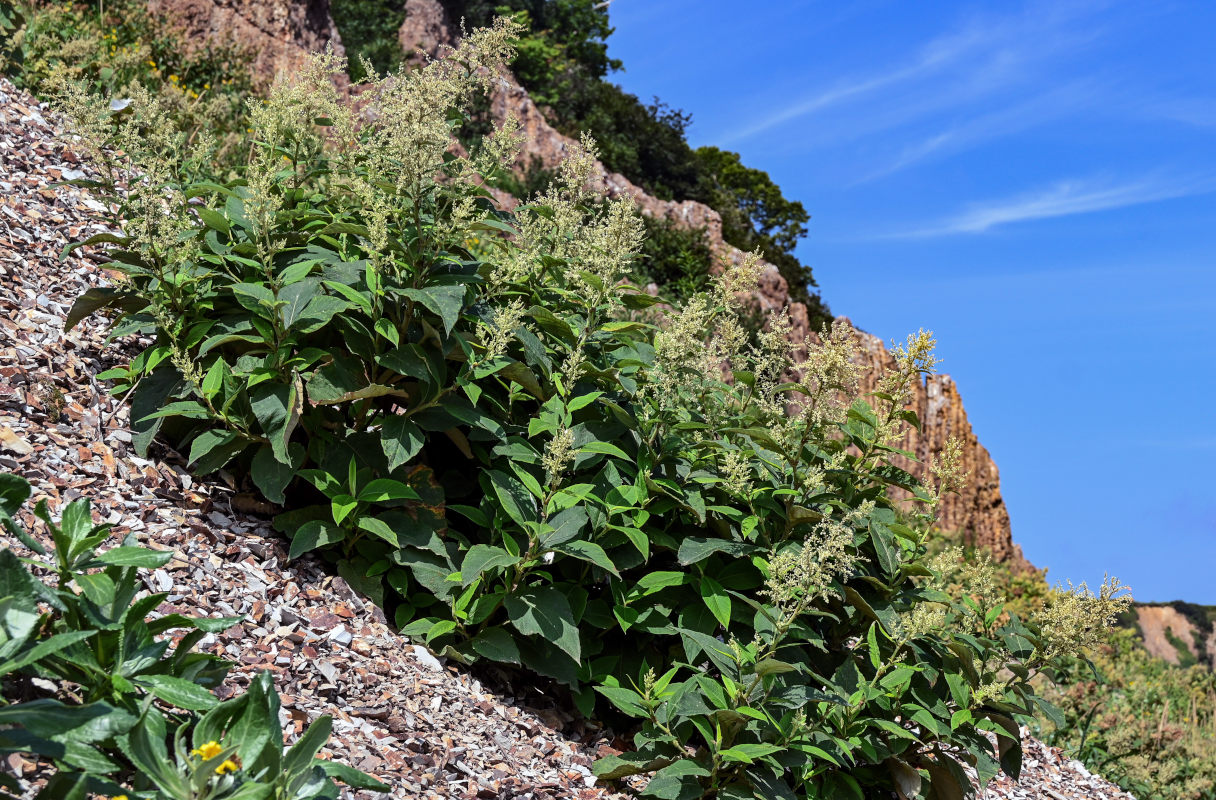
[
  {"left": 637, "top": 215, "right": 713, "bottom": 301},
  {"left": 453, "top": 0, "right": 828, "bottom": 314},
  {"left": 0, "top": 473, "right": 384, "bottom": 799},
  {"left": 65, "top": 22, "right": 1128, "bottom": 800},
  {"left": 331, "top": 0, "right": 406, "bottom": 82},
  {"left": 0, "top": 0, "right": 23, "bottom": 72}
]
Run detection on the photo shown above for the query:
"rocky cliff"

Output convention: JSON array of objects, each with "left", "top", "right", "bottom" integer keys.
[
  {"left": 149, "top": 0, "right": 1026, "bottom": 568},
  {"left": 1135, "top": 604, "right": 1216, "bottom": 668}
]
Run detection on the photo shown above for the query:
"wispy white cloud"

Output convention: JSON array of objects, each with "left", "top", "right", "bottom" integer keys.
[
  {"left": 853, "top": 81, "right": 1099, "bottom": 182},
  {"left": 718, "top": 1, "right": 1108, "bottom": 146},
  {"left": 892, "top": 174, "right": 1215, "bottom": 237}
]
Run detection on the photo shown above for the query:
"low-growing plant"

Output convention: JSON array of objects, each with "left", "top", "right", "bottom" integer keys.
[
  {"left": 64, "top": 20, "right": 1131, "bottom": 799},
  {"left": 0, "top": 472, "right": 385, "bottom": 798}
]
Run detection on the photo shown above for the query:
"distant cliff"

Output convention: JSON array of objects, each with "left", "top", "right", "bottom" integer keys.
[{"left": 1133, "top": 603, "right": 1216, "bottom": 669}]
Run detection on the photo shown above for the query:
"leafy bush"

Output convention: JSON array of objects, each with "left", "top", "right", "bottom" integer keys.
[
  {"left": 6, "top": 0, "right": 256, "bottom": 164},
  {"left": 0, "top": 0, "right": 23, "bottom": 72},
  {"left": 62, "top": 21, "right": 1131, "bottom": 799},
  {"left": 0, "top": 473, "right": 384, "bottom": 798},
  {"left": 330, "top": 0, "right": 407, "bottom": 82},
  {"left": 636, "top": 215, "right": 713, "bottom": 301}
]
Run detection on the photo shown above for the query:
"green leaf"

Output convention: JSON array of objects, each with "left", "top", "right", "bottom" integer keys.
[
  {"left": 554, "top": 540, "right": 619, "bottom": 576},
  {"left": 719, "top": 743, "right": 782, "bottom": 764},
  {"left": 96, "top": 546, "right": 172, "bottom": 568},
  {"left": 276, "top": 278, "right": 320, "bottom": 330},
  {"left": 402, "top": 285, "right": 465, "bottom": 336},
  {"left": 64, "top": 286, "right": 147, "bottom": 331},
  {"left": 505, "top": 588, "right": 581, "bottom": 662},
  {"left": 381, "top": 417, "right": 424, "bottom": 472},
  {"left": 0, "top": 700, "right": 135, "bottom": 743},
  {"left": 74, "top": 571, "right": 116, "bottom": 605},
  {"left": 632, "top": 571, "right": 688, "bottom": 596},
  {"left": 196, "top": 206, "right": 231, "bottom": 233},
  {"left": 250, "top": 443, "right": 300, "bottom": 505},
  {"left": 358, "top": 478, "right": 420, "bottom": 502},
  {"left": 641, "top": 759, "right": 710, "bottom": 800},
  {"left": 676, "top": 538, "right": 756, "bottom": 566},
  {"left": 539, "top": 505, "right": 588, "bottom": 547},
  {"left": 318, "top": 760, "right": 389, "bottom": 791},
  {"left": 579, "top": 440, "right": 629, "bottom": 459},
  {"left": 594, "top": 685, "right": 646, "bottom": 717},
  {"left": 487, "top": 470, "right": 536, "bottom": 526},
  {"left": 471, "top": 628, "right": 521, "bottom": 665},
  {"left": 288, "top": 520, "right": 345, "bottom": 559},
  {"left": 293, "top": 295, "right": 350, "bottom": 334},
  {"left": 699, "top": 575, "right": 731, "bottom": 628},
  {"left": 136, "top": 675, "right": 218, "bottom": 710},
  {"left": 460, "top": 544, "right": 519, "bottom": 587},
  {"left": 188, "top": 430, "right": 246, "bottom": 475}
]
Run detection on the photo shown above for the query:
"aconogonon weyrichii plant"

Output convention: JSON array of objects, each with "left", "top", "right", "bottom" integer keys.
[{"left": 62, "top": 19, "right": 1130, "bottom": 799}]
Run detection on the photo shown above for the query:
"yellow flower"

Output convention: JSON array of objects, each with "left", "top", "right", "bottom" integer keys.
[
  {"left": 113, "top": 796, "right": 129, "bottom": 800},
  {"left": 192, "top": 740, "right": 223, "bottom": 760},
  {"left": 216, "top": 759, "right": 238, "bottom": 775}
]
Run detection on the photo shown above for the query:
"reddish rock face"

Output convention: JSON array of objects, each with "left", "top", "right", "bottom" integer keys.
[
  {"left": 146, "top": 0, "right": 345, "bottom": 84},
  {"left": 1136, "top": 606, "right": 1216, "bottom": 667}
]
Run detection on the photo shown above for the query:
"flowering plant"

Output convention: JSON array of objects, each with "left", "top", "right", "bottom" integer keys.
[
  {"left": 0, "top": 473, "right": 384, "bottom": 798},
  {"left": 65, "top": 20, "right": 1129, "bottom": 799}
]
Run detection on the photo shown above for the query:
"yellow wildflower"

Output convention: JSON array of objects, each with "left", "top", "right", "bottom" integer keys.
[
  {"left": 192, "top": 740, "right": 223, "bottom": 760},
  {"left": 216, "top": 759, "right": 238, "bottom": 775}
]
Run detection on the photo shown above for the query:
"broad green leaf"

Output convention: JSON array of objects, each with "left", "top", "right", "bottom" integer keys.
[
  {"left": 288, "top": 520, "right": 344, "bottom": 559},
  {"left": 554, "top": 540, "right": 619, "bottom": 576},
  {"left": 402, "top": 285, "right": 465, "bottom": 335},
  {"left": 136, "top": 675, "right": 218, "bottom": 710},
  {"left": 358, "top": 478, "right": 420, "bottom": 502},
  {"left": 699, "top": 575, "right": 731, "bottom": 629},
  {"left": 504, "top": 588, "right": 581, "bottom": 662},
  {"left": 95, "top": 546, "right": 171, "bottom": 568},
  {"left": 676, "top": 538, "right": 756, "bottom": 566},
  {"left": 460, "top": 544, "right": 519, "bottom": 587},
  {"left": 250, "top": 443, "right": 300, "bottom": 505},
  {"left": 539, "top": 505, "right": 588, "bottom": 547},
  {"left": 187, "top": 430, "right": 245, "bottom": 475},
  {"left": 594, "top": 685, "right": 646, "bottom": 717},
  {"left": 470, "top": 628, "right": 521, "bottom": 665},
  {"left": 74, "top": 571, "right": 116, "bottom": 606},
  {"left": 487, "top": 470, "right": 536, "bottom": 526}
]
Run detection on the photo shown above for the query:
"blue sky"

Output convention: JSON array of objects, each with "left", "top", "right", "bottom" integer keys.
[{"left": 605, "top": 0, "right": 1216, "bottom": 602}]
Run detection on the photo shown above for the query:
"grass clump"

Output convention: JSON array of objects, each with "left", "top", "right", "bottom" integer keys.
[{"left": 59, "top": 19, "right": 1134, "bottom": 800}]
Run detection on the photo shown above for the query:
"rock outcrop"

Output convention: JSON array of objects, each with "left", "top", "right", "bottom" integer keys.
[
  {"left": 401, "top": 0, "right": 1026, "bottom": 567},
  {"left": 146, "top": 0, "right": 345, "bottom": 84},
  {"left": 1136, "top": 605, "right": 1216, "bottom": 668}
]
